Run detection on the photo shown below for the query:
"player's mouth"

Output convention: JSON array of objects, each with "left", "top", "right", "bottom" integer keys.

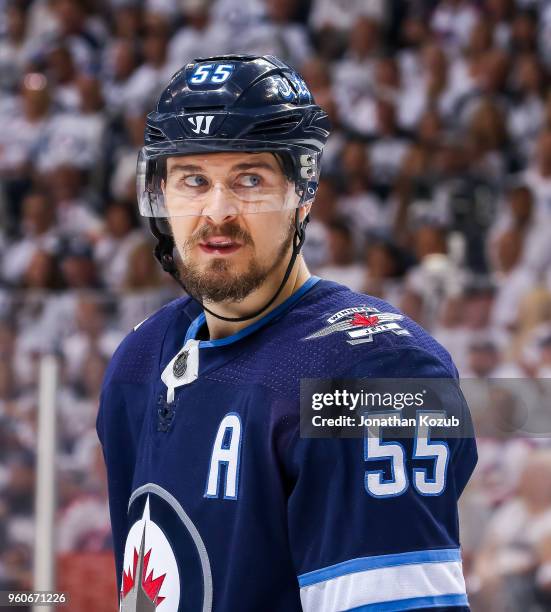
[{"left": 198, "top": 236, "right": 243, "bottom": 255}]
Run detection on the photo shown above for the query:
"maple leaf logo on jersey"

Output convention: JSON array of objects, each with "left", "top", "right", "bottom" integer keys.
[
  {"left": 351, "top": 313, "right": 379, "bottom": 327},
  {"left": 304, "top": 306, "right": 410, "bottom": 345}
]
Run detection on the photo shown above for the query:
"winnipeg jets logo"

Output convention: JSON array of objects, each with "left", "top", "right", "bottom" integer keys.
[
  {"left": 272, "top": 74, "right": 311, "bottom": 103},
  {"left": 304, "top": 306, "right": 410, "bottom": 345},
  {"left": 120, "top": 496, "right": 176, "bottom": 611},
  {"left": 187, "top": 115, "right": 214, "bottom": 135},
  {"left": 121, "top": 485, "right": 213, "bottom": 611}
]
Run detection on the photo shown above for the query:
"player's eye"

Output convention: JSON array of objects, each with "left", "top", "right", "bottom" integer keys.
[
  {"left": 183, "top": 174, "right": 209, "bottom": 188},
  {"left": 236, "top": 174, "right": 262, "bottom": 188}
]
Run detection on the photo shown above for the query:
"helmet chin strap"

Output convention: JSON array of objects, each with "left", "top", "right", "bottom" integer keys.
[{"left": 149, "top": 208, "right": 309, "bottom": 323}]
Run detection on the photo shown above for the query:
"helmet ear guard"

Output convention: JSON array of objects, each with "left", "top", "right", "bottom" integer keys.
[{"left": 148, "top": 218, "right": 177, "bottom": 275}]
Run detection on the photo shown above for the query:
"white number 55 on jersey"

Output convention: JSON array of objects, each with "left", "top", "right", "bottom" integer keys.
[{"left": 364, "top": 411, "right": 449, "bottom": 498}]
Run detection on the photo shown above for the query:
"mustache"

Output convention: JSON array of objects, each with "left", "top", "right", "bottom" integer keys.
[{"left": 186, "top": 222, "right": 254, "bottom": 248}]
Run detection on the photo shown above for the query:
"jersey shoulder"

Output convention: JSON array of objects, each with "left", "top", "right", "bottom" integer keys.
[
  {"left": 293, "top": 279, "right": 458, "bottom": 377},
  {"left": 102, "top": 295, "right": 198, "bottom": 388},
  {"left": 205, "top": 279, "right": 458, "bottom": 400}
]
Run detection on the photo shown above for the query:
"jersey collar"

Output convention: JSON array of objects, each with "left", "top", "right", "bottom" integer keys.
[{"left": 185, "top": 275, "right": 321, "bottom": 348}]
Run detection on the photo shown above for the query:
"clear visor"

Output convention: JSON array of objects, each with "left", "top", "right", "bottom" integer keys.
[{"left": 137, "top": 139, "right": 318, "bottom": 218}]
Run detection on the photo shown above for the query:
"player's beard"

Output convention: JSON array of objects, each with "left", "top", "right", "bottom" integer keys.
[{"left": 177, "top": 214, "right": 295, "bottom": 303}]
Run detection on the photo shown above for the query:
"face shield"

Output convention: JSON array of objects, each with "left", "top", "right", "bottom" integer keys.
[{"left": 136, "top": 139, "right": 319, "bottom": 218}]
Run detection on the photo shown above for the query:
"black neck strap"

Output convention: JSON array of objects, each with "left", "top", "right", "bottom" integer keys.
[{"left": 149, "top": 209, "right": 309, "bottom": 323}]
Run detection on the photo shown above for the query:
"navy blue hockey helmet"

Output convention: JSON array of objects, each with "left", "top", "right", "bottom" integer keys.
[{"left": 137, "top": 54, "right": 331, "bottom": 218}]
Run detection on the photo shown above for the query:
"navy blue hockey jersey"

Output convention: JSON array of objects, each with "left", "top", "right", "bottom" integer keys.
[{"left": 96, "top": 277, "right": 477, "bottom": 612}]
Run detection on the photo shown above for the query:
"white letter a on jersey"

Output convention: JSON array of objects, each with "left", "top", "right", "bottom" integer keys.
[{"left": 205, "top": 413, "right": 242, "bottom": 500}]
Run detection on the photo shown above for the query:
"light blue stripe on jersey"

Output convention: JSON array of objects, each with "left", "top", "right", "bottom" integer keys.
[
  {"left": 298, "top": 548, "right": 462, "bottom": 587},
  {"left": 345, "top": 593, "right": 469, "bottom": 611}
]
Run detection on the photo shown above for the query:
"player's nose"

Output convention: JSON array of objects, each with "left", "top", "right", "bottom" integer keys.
[{"left": 202, "top": 184, "right": 240, "bottom": 225}]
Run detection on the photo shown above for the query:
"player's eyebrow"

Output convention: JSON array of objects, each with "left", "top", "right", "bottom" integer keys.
[
  {"left": 231, "top": 161, "right": 278, "bottom": 173},
  {"left": 167, "top": 161, "right": 278, "bottom": 175},
  {"left": 167, "top": 163, "right": 204, "bottom": 175}
]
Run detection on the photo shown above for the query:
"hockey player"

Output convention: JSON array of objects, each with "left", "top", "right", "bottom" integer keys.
[{"left": 97, "top": 55, "right": 477, "bottom": 612}]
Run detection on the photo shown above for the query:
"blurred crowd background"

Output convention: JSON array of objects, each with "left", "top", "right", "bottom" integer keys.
[{"left": 1, "top": 0, "right": 551, "bottom": 609}]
